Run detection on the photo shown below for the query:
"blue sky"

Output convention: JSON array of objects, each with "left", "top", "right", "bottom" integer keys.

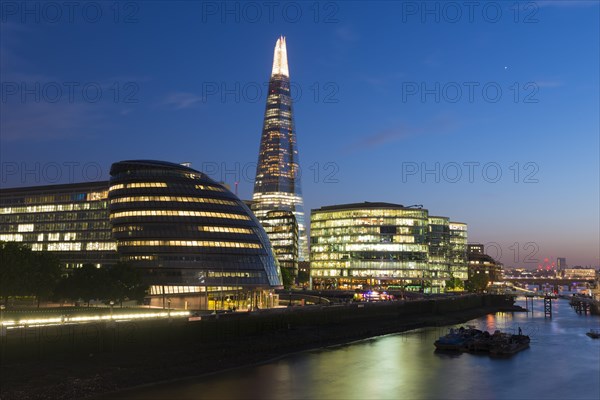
[{"left": 1, "top": 1, "right": 598, "bottom": 268}]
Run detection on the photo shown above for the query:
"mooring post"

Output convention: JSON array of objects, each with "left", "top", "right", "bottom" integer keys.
[{"left": 544, "top": 296, "right": 552, "bottom": 318}]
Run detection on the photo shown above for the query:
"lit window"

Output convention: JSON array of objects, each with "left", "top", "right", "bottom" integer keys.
[
  {"left": 110, "top": 210, "right": 250, "bottom": 220},
  {"left": 17, "top": 224, "right": 34, "bottom": 232}
]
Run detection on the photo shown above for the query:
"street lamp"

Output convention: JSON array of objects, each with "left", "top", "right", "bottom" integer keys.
[{"left": 109, "top": 301, "right": 114, "bottom": 320}]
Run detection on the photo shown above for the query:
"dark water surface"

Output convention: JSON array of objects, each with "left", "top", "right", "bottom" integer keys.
[{"left": 113, "top": 298, "right": 600, "bottom": 400}]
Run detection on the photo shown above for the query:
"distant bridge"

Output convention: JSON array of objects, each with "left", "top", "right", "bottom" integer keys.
[
  {"left": 500, "top": 287, "right": 556, "bottom": 298},
  {"left": 503, "top": 277, "right": 594, "bottom": 286}
]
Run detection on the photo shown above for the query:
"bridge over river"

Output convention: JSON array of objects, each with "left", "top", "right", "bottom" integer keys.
[{"left": 503, "top": 277, "right": 595, "bottom": 286}]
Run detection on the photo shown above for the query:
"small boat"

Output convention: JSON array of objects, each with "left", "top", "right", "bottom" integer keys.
[
  {"left": 468, "top": 330, "right": 511, "bottom": 353},
  {"left": 586, "top": 329, "right": 600, "bottom": 339},
  {"left": 434, "top": 326, "right": 482, "bottom": 351},
  {"left": 435, "top": 327, "right": 530, "bottom": 357},
  {"left": 489, "top": 334, "right": 530, "bottom": 356}
]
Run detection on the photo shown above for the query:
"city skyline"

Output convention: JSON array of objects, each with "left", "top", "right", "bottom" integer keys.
[{"left": 1, "top": 2, "right": 598, "bottom": 268}]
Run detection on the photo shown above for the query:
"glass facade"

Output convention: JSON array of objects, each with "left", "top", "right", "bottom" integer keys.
[
  {"left": 449, "top": 222, "right": 469, "bottom": 280},
  {"left": 310, "top": 203, "right": 468, "bottom": 293},
  {"left": 109, "top": 160, "right": 282, "bottom": 309},
  {"left": 261, "top": 210, "right": 298, "bottom": 277},
  {"left": 428, "top": 216, "right": 451, "bottom": 291},
  {"left": 310, "top": 202, "right": 430, "bottom": 291},
  {"left": 252, "top": 36, "right": 308, "bottom": 261},
  {"left": 0, "top": 182, "right": 117, "bottom": 269}
]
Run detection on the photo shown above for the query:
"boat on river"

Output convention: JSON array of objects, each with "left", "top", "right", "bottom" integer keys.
[
  {"left": 586, "top": 329, "right": 600, "bottom": 339},
  {"left": 434, "top": 326, "right": 482, "bottom": 351},
  {"left": 435, "top": 326, "right": 530, "bottom": 357},
  {"left": 488, "top": 333, "right": 530, "bottom": 356}
]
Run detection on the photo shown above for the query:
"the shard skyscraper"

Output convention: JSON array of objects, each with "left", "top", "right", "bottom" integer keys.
[{"left": 253, "top": 36, "right": 308, "bottom": 262}]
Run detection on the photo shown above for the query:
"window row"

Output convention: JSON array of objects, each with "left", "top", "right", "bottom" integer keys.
[
  {"left": 0, "top": 212, "right": 109, "bottom": 223},
  {"left": 110, "top": 210, "right": 250, "bottom": 220},
  {"left": 29, "top": 242, "right": 117, "bottom": 251},
  {"left": 109, "top": 196, "right": 237, "bottom": 206},
  {"left": 109, "top": 182, "right": 167, "bottom": 191},
  {"left": 118, "top": 240, "right": 261, "bottom": 249},
  {"left": 1, "top": 201, "right": 107, "bottom": 215},
  {"left": 1, "top": 221, "right": 111, "bottom": 233}
]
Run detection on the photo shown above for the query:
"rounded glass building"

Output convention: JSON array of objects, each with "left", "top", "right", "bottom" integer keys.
[{"left": 108, "top": 160, "right": 282, "bottom": 310}]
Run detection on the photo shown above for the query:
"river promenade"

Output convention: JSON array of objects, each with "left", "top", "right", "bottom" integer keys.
[{"left": 0, "top": 294, "right": 513, "bottom": 400}]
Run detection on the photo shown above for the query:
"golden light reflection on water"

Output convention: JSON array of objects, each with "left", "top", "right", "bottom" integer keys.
[
  {"left": 486, "top": 313, "right": 496, "bottom": 331},
  {"left": 110, "top": 300, "right": 599, "bottom": 400}
]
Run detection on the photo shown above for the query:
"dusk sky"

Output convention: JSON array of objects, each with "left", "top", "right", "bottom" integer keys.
[{"left": 1, "top": 1, "right": 598, "bottom": 268}]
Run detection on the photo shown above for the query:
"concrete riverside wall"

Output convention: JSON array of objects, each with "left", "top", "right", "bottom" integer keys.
[{"left": 0, "top": 295, "right": 512, "bottom": 363}]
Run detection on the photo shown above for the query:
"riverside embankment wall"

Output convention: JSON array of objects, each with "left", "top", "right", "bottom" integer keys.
[{"left": 0, "top": 294, "right": 512, "bottom": 364}]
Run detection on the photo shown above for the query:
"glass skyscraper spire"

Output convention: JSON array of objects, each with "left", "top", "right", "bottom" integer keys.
[{"left": 253, "top": 36, "right": 308, "bottom": 261}]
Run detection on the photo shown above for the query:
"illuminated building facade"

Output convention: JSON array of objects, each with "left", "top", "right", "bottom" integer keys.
[
  {"left": 0, "top": 182, "right": 117, "bottom": 268},
  {"left": 562, "top": 268, "right": 597, "bottom": 280},
  {"left": 109, "top": 160, "right": 282, "bottom": 309},
  {"left": 449, "top": 222, "right": 469, "bottom": 280},
  {"left": 310, "top": 203, "right": 468, "bottom": 293},
  {"left": 252, "top": 36, "right": 309, "bottom": 261},
  {"left": 0, "top": 160, "right": 283, "bottom": 310},
  {"left": 467, "top": 244, "right": 503, "bottom": 282},
  {"left": 428, "top": 216, "right": 452, "bottom": 285},
  {"left": 260, "top": 210, "right": 298, "bottom": 278},
  {"left": 310, "top": 202, "right": 434, "bottom": 291}
]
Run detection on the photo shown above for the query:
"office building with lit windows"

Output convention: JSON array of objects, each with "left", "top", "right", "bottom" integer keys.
[
  {"left": 109, "top": 160, "right": 283, "bottom": 309},
  {"left": 449, "top": 222, "right": 469, "bottom": 280},
  {"left": 311, "top": 202, "right": 431, "bottom": 291},
  {"left": 310, "top": 202, "right": 468, "bottom": 293},
  {"left": 467, "top": 244, "right": 503, "bottom": 282},
  {"left": 0, "top": 182, "right": 117, "bottom": 269},
  {"left": 252, "top": 36, "right": 309, "bottom": 262},
  {"left": 260, "top": 210, "right": 298, "bottom": 278},
  {"left": 0, "top": 160, "right": 284, "bottom": 310},
  {"left": 428, "top": 216, "right": 452, "bottom": 284}
]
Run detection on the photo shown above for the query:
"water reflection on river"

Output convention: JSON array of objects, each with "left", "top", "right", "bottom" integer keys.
[{"left": 115, "top": 299, "right": 599, "bottom": 400}]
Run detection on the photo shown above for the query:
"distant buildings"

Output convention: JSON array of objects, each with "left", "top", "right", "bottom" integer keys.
[
  {"left": 562, "top": 267, "right": 596, "bottom": 280},
  {"left": 252, "top": 36, "right": 308, "bottom": 263},
  {"left": 557, "top": 257, "right": 567, "bottom": 270},
  {"left": 309, "top": 202, "right": 468, "bottom": 293},
  {"left": 467, "top": 244, "right": 503, "bottom": 282}
]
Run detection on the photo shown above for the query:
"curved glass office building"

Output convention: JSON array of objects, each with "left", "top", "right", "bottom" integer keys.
[{"left": 109, "top": 160, "right": 282, "bottom": 309}]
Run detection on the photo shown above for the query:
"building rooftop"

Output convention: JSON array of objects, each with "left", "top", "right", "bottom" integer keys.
[
  {"left": 110, "top": 160, "right": 200, "bottom": 175},
  {"left": 0, "top": 180, "right": 109, "bottom": 194},
  {"left": 313, "top": 202, "right": 430, "bottom": 212}
]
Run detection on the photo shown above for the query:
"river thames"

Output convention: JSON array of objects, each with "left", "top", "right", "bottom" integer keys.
[{"left": 113, "top": 298, "right": 599, "bottom": 400}]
